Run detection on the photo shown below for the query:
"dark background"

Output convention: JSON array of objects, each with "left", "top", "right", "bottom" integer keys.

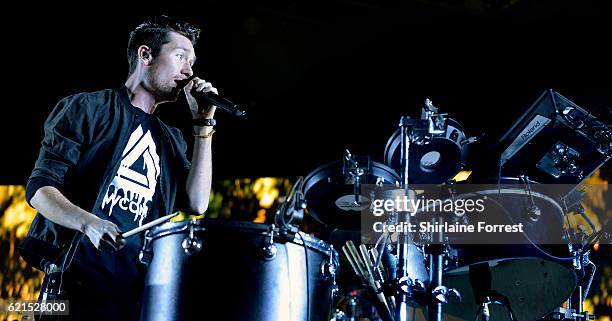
[{"left": 2, "top": 0, "right": 611, "bottom": 183}]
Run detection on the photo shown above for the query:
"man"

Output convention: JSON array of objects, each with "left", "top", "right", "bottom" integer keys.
[{"left": 19, "top": 15, "right": 215, "bottom": 320}]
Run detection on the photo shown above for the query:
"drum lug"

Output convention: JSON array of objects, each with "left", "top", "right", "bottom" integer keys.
[
  {"left": 322, "top": 246, "right": 339, "bottom": 303},
  {"left": 139, "top": 230, "right": 153, "bottom": 266},
  {"left": 182, "top": 218, "right": 203, "bottom": 256},
  {"left": 320, "top": 246, "right": 337, "bottom": 280},
  {"left": 260, "top": 224, "right": 277, "bottom": 260}
]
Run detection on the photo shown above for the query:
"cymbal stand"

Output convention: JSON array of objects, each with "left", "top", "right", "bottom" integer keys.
[
  {"left": 394, "top": 115, "right": 444, "bottom": 321},
  {"left": 549, "top": 250, "right": 596, "bottom": 321},
  {"left": 541, "top": 237, "right": 600, "bottom": 321},
  {"left": 394, "top": 115, "right": 420, "bottom": 321},
  {"left": 394, "top": 104, "right": 461, "bottom": 321}
]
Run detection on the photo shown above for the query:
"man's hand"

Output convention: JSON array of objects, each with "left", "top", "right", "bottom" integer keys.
[
  {"left": 82, "top": 216, "right": 126, "bottom": 252},
  {"left": 184, "top": 77, "right": 218, "bottom": 119},
  {"left": 31, "top": 186, "right": 127, "bottom": 252}
]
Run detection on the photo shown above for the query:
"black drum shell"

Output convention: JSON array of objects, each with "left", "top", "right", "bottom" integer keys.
[
  {"left": 303, "top": 160, "right": 400, "bottom": 230},
  {"left": 140, "top": 220, "right": 336, "bottom": 321},
  {"left": 384, "top": 118, "right": 468, "bottom": 184},
  {"left": 438, "top": 178, "right": 576, "bottom": 321}
]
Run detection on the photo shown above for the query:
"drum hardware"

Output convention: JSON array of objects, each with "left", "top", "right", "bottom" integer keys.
[
  {"left": 519, "top": 175, "right": 542, "bottom": 222},
  {"left": 393, "top": 106, "right": 463, "bottom": 321},
  {"left": 260, "top": 224, "right": 278, "bottom": 260},
  {"left": 423, "top": 99, "right": 446, "bottom": 136},
  {"left": 133, "top": 213, "right": 181, "bottom": 264},
  {"left": 275, "top": 176, "right": 306, "bottom": 229},
  {"left": 139, "top": 219, "right": 207, "bottom": 265},
  {"left": 564, "top": 222, "right": 612, "bottom": 320},
  {"left": 331, "top": 309, "right": 348, "bottom": 321},
  {"left": 469, "top": 262, "right": 517, "bottom": 321},
  {"left": 303, "top": 156, "right": 400, "bottom": 230},
  {"left": 542, "top": 246, "right": 598, "bottom": 321},
  {"left": 385, "top": 99, "right": 472, "bottom": 184},
  {"left": 331, "top": 292, "right": 381, "bottom": 321},
  {"left": 344, "top": 149, "right": 366, "bottom": 206},
  {"left": 139, "top": 230, "right": 154, "bottom": 265},
  {"left": 396, "top": 114, "right": 417, "bottom": 321},
  {"left": 322, "top": 246, "right": 340, "bottom": 304},
  {"left": 475, "top": 295, "right": 518, "bottom": 321},
  {"left": 430, "top": 285, "right": 460, "bottom": 304},
  {"left": 321, "top": 247, "right": 338, "bottom": 281},
  {"left": 347, "top": 295, "right": 357, "bottom": 321},
  {"left": 274, "top": 175, "right": 307, "bottom": 244},
  {"left": 544, "top": 307, "right": 595, "bottom": 321},
  {"left": 181, "top": 218, "right": 203, "bottom": 256},
  {"left": 423, "top": 241, "right": 461, "bottom": 321}
]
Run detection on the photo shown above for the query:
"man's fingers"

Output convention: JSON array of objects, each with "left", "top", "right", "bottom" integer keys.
[
  {"left": 101, "top": 234, "right": 121, "bottom": 251},
  {"left": 98, "top": 239, "right": 117, "bottom": 252},
  {"left": 116, "top": 234, "right": 127, "bottom": 247},
  {"left": 105, "top": 223, "right": 122, "bottom": 240},
  {"left": 98, "top": 235, "right": 126, "bottom": 252},
  {"left": 193, "top": 80, "right": 216, "bottom": 93}
]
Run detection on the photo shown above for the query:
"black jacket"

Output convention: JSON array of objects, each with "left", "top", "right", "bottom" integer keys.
[{"left": 19, "top": 87, "right": 191, "bottom": 272}]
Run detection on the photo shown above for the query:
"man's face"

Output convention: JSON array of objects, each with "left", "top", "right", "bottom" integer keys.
[{"left": 145, "top": 31, "right": 196, "bottom": 102}]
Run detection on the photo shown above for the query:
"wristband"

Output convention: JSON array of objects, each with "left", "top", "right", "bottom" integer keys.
[{"left": 193, "top": 118, "right": 216, "bottom": 127}]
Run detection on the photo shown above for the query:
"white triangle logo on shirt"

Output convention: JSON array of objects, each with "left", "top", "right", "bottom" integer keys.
[{"left": 101, "top": 124, "right": 161, "bottom": 226}]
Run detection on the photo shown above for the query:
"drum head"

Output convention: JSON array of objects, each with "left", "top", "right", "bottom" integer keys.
[
  {"left": 384, "top": 119, "right": 467, "bottom": 184},
  {"left": 303, "top": 160, "right": 399, "bottom": 230},
  {"left": 437, "top": 177, "right": 574, "bottom": 321},
  {"left": 148, "top": 219, "right": 335, "bottom": 255}
]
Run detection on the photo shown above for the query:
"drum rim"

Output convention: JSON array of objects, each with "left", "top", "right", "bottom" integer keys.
[
  {"left": 383, "top": 123, "right": 468, "bottom": 183},
  {"left": 303, "top": 160, "right": 400, "bottom": 195},
  {"left": 384, "top": 118, "right": 468, "bottom": 166},
  {"left": 147, "top": 219, "right": 337, "bottom": 255},
  {"left": 412, "top": 188, "right": 564, "bottom": 218}
]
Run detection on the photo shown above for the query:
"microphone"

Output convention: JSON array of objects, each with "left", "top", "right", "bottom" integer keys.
[
  {"left": 193, "top": 91, "right": 246, "bottom": 117},
  {"left": 177, "top": 75, "right": 246, "bottom": 117}
]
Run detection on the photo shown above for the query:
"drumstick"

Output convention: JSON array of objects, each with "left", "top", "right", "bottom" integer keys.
[
  {"left": 359, "top": 245, "right": 375, "bottom": 277},
  {"left": 370, "top": 247, "right": 387, "bottom": 281},
  {"left": 341, "top": 246, "right": 361, "bottom": 276},
  {"left": 370, "top": 247, "right": 396, "bottom": 311},
  {"left": 121, "top": 212, "right": 180, "bottom": 238},
  {"left": 343, "top": 245, "right": 369, "bottom": 286},
  {"left": 346, "top": 241, "right": 368, "bottom": 278},
  {"left": 359, "top": 245, "right": 391, "bottom": 315}
]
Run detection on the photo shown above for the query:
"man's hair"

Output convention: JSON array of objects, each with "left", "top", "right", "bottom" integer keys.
[{"left": 127, "top": 15, "right": 201, "bottom": 76}]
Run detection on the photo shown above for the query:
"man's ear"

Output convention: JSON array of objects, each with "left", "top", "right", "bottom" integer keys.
[{"left": 138, "top": 46, "right": 153, "bottom": 65}]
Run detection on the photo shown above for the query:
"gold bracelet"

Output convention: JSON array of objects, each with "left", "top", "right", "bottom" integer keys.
[{"left": 193, "top": 129, "right": 216, "bottom": 139}]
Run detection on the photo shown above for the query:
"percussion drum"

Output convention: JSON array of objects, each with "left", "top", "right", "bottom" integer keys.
[
  {"left": 427, "top": 178, "right": 577, "bottom": 321},
  {"left": 384, "top": 118, "right": 468, "bottom": 184},
  {"left": 303, "top": 159, "right": 400, "bottom": 230},
  {"left": 140, "top": 219, "right": 338, "bottom": 321}
]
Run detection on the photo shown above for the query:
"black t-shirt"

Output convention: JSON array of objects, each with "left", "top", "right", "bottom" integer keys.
[{"left": 73, "top": 106, "right": 167, "bottom": 286}]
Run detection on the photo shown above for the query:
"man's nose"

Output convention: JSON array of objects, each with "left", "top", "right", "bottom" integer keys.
[{"left": 182, "top": 64, "right": 193, "bottom": 77}]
